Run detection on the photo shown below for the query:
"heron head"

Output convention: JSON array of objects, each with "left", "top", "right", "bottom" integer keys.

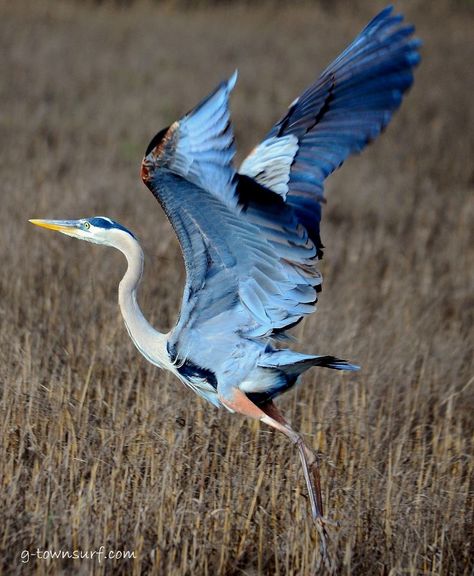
[{"left": 29, "top": 216, "right": 136, "bottom": 246}]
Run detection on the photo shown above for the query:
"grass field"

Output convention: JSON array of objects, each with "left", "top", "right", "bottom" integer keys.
[{"left": 1, "top": 0, "right": 473, "bottom": 574}]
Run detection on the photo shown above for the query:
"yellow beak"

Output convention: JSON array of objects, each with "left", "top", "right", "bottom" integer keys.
[{"left": 29, "top": 219, "right": 78, "bottom": 233}]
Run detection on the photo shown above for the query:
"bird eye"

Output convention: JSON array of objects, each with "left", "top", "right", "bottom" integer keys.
[{"left": 83, "top": 221, "right": 91, "bottom": 230}]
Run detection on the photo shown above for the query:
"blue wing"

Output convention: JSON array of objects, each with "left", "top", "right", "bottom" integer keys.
[
  {"left": 240, "top": 6, "right": 421, "bottom": 256},
  {"left": 142, "top": 77, "right": 320, "bottom": 344}
]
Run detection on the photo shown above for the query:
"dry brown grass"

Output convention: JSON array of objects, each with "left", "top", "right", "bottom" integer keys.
[{"left": 1, "top": 0, "right": 473, "bottom": 574}]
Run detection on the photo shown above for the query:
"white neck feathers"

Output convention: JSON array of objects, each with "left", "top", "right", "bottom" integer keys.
[{"left": 114, "top": 231, "right": 169, "bottom": 369}]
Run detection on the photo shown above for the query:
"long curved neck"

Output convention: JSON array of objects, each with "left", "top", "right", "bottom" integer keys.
[{"left": 116, "top": 233, "right": 169, "bottom": 369}]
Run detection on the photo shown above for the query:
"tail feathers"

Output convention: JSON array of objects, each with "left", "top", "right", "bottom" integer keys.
[
  {"left": 259, "top": 350, "right": 360, "bottom": 376},
  {"left": 311, "top": 355, "right": 360, "bottom": 372}
]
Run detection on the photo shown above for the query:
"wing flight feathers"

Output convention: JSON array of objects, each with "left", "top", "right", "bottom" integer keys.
[{"left": 240, "top": 6, "right": 421, "bottom": 256}]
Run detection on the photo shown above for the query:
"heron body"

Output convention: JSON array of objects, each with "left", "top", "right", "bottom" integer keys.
[{"left": 31, "top": 7, "right": 420, "bottom": 545}]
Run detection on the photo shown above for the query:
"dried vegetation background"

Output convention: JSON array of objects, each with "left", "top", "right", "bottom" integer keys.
[{"left": 0, "top": 0, "right": 473, "bottom": 574}]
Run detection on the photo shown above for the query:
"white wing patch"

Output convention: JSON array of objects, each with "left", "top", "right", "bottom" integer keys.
[{"left": 239, "top": 135, "right": 298, "bottom": 198}]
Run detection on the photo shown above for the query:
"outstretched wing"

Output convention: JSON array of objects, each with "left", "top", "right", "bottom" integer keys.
[
  {"left": 240, "top": 6, "right": 421, "bottom": 256},
  {"left": 141, "top": 78, "right": 319, "bottom": 348}
]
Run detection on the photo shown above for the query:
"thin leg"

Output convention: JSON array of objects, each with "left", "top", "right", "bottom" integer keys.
[
  {"left": 218, "top": 389, "right": 331, "bottom": 557},
  {"left": 259, "top": 401, "right": 331, "bottom": 560},
  {"left": 259, "top": 401, "right": 325, "bottom": 522}
]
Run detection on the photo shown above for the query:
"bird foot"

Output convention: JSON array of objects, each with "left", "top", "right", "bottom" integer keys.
[
  {"left": 313, "top": 514, "right": 339, "bottom": 570},
  {"left": 307, "top": 457, "right": 339, "bottom": 568}
]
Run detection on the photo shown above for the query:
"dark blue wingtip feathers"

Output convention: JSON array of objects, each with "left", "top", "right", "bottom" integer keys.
[{"left": 261, "top": 5, "right": 420, "bottom": 260}]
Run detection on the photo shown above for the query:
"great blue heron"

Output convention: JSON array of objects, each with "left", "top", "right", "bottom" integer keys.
[{"left": 30, "top": 6, "right": 419, "bottom": 545}]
